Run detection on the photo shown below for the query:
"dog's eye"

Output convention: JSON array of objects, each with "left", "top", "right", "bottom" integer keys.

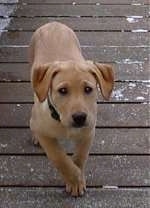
[
  {"left": 84, "top": 86, "right": 93, "bottom": 94},
  {"left": 58, "top": 87, "right": 68, "bottom": 95}
]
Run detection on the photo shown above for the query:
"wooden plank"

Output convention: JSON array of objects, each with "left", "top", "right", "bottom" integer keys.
[
  {"left": 1, "top": 0, "right": 149, "bottom": 4},
  {"left": 0, "top": 155, "right": 149, "bottom": 186},
  {"left": 0, "top": 82, "right": 149, "bottom": 103},
  {"left": 0, "top": 104, "right": 31, "bottom": 127},
  {"left": 0, "top": 188, "right": 149, "bottom": 208},
  {"left": 82, "top": 47, "right": 149, "bottom": 63},
  {"left": 1, "top": 31, "right": 149, "bottom": 46},
  {"left": 116, "top": 62, "right": 149, "bottom": 81},
  {"left": 0, "top": 63, "right": 30, "bottom": 81},
  {"left": 0, "top": 104, "right": 149, "bottom": 127},
  {"left": 3, "top": 17, "right": 149, "bottom": 31},
  {"left": 96, "top": 104, "right": 149, "bottom": 127},
  {"left": 0, "top": 47, "right": 148, "bottom": 63},
  {"left": 0, "top": 62, "right": 149, "bottom": 82},
  {"left": 0, "top": 47, "right": 30, "bottom": 63},
  {"left": 0, "top": 128, "right": 149, "bottom": 154},
  {"left": 2, "top": 5, "right": 148, "bottom": 17}
]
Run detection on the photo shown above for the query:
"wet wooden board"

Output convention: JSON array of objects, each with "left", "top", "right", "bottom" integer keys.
[
  {"left": 1, "top": 31, "right": 149, "bottom": 46},
  {"left": 0, "top": 128, "right": 149, "bottom": 154},
  {"left": 0, "top": 155, "right": 149, "bottom": 186},
  {"left": 3, "top": 17, "right": 149, "bottom": 31},
  {"left": 2, "top": 5, "right": 148, "bottom": 17},
  {"left": 0, "top": 62, "right": 149, "bottom": 81},
  {"left": 0, "top": 188, "right": 149, "bottom": 208},
  {"left": 0, "top": 47, "right": 148, "bottom": 62},
  {"left": 0, "top": 82, "right": 149, "bottom": 103},
  {"left": 0, "top": 104, "right": 149, "bottom": 127},
  {"left": 1, "top": 0, "right": 149, "bottom": 4}
]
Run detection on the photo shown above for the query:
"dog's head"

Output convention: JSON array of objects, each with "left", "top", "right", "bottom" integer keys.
[{"left": 32, "top": 61, "right": 114, "bottom": 128}]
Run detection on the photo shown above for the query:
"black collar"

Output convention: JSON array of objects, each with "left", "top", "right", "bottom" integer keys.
[{"left": 47, "top": 96, "right": 60, "bottom": 122}]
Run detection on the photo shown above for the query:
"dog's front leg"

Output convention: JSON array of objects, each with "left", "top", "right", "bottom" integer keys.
[
  {"left": 38, "top": 136, "right": 86, "bottom": 196},
  {"left": 73, "top": 130, "right": 95, "bottom": 183}
]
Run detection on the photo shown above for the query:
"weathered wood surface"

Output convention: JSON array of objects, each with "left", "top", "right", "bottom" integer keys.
[
  {"left": 0, "top": 128, "right": 149, "bottom": 154},
  {"left": 2, "top": 17, "right": 149, "bottom": 31},
  {"left": 0, "top": 62, "right": 149, "bottom": 81},
  {"left": 0, "top": 155, "right": 149, "bottom": 186},
  {"left": 0, "top": 82, "right": 149, "bottom": 103},
  {"left": 1, "top": 0, "right": 149, "bottom": 4},
  {"left": 0, "top": 188, "right": 149, "bottom": 208},
  {"left": 1, "top": 31, "right": 149, "bottom": 46},
  {"left": 0, "top": 46, "right": 148, "bottom": 62},
  {"left": 0, "top": 104, "right": 149, "bottom": 127},
  {"left": 1, "top": 4, "right": 148, "bottom": 17},
  {"left": 0, "top": 1, "right": 149, "bottom": 207}
]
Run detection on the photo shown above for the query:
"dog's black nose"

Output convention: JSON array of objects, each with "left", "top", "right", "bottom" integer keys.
[{"left": 72, "top": 112, "right": 87, "bottom": 127}]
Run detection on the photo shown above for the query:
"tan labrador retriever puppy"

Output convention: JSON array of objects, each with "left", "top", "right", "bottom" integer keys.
[{"left": 29, "top": 22, "right": 114, "bottom": 197}]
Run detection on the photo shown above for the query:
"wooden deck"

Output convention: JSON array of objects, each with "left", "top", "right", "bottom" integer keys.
[{"left": 0, "top": 0, "right": 149, "bottom": 207}]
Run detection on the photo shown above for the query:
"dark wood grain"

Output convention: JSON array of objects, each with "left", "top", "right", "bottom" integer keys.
[
  {"left": 1, "top": 0, "right": 149, "bottom": 4},
  {"left": 3, "top": 17, "right": 149, "bottom": 31},
  {"left": 0, "top": 63, "right": 30, "bottom": 81},
  {"left": 3, "top": 5, "right": 148, "bottom": 17},
  {"left": 0, "top": 128, "right": 149, "bottom": 154},
  {"left": 0, "top": 62, "right": 149, "bottom": 81},
  {"left": 0, "top": 155, "right": 149, "bottom": 186},
  {"left": 96, "top": 104, "right": 149, "bottom": 127},
  {"left": 1, "top": 31, "right": 149, "bottom": 46},
  {"left": 0, "top": 82, "right": 149, "bottom": 103},
  {"left": 0, "top": 104, "right": 149, "bottom": 127},
  {"left": 82, "top": 46, "right": 148, "bottom": 63},
  {"left": 0, "top": 188, "right": 149, "bottom": 208},
  {"left": 0, "top": 47, "right": 148, "bottom": 62}
]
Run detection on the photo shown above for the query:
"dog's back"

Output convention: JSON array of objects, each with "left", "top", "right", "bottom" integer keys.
[{"left": 29, "top": 22, "right": 84, "bottom": 67}]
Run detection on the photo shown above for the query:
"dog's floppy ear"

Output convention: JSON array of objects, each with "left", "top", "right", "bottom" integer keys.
[
  {"left": 32, "top": 64, "right": 59, "bottom": 102},
  {"left": 90, "top": 62, "right": 114, "bottom": 100}
]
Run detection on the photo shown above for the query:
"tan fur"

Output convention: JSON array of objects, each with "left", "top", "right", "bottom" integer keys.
[{"left": 29, "top": 22, "right": 114, "bottom": 196}]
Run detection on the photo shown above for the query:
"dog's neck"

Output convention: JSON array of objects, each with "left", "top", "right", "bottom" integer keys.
[{"left": 47, "top": 96, "right": 60, "bottom": 122}]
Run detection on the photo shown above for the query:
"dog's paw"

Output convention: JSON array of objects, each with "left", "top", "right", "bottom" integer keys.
[{"left": 65, "top": 173, "right": 86, "bottom": 197}]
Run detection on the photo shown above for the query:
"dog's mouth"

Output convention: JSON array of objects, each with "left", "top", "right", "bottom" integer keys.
[{"left": 71, "top": 122, "right": 88, "bottom": 129}]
